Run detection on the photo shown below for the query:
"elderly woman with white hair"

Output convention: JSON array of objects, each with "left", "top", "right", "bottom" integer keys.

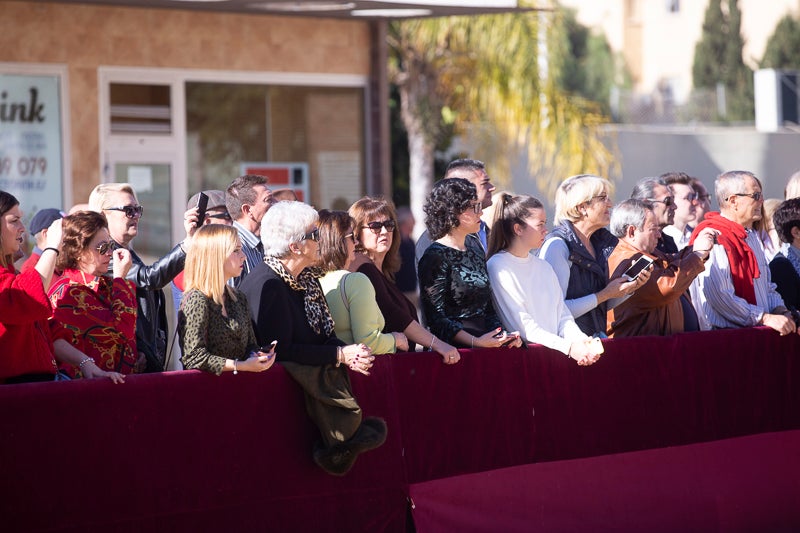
[
  {"left": 539, "top": 174, "right": 648, "bottom": 336},
  {"left": 239, "top": 201, "right": 385, "bottom": 477}
]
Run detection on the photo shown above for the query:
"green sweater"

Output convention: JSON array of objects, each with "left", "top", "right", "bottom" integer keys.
[{"left": 319, "top": 270, "right": 397, "bottom": 354}]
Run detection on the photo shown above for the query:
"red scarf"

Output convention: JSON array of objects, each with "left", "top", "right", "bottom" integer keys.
[{"left": 689, "top": 212, "right": 759, "bottom": 304}]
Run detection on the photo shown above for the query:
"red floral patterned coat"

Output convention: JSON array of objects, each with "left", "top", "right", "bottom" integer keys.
[{"left": 48, "top": 269, "right": 138, "bottom": 377}]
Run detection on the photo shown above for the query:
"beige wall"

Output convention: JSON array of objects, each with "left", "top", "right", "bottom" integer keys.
[{"left": 0, "top": 1, "right": 371, "bottom": 203}]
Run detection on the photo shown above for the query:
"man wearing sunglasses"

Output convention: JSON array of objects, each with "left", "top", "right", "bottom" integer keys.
[
  {"left": 88, "top": 183, "right": 201, "bottom": 372},
  {"left": 689, "top": 170, "right": 797, "bottom": 336},
  {"left": 632, "top": 175, "right": 700, "bottom": 331}
]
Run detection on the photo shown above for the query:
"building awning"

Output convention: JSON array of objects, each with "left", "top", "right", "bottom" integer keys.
[{"left": 52, "top": 0, "right": 537, "bottom": 19}]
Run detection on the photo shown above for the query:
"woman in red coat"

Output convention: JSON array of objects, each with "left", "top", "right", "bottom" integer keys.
[{"left": 1, "top": 192, "right": 123, "bottom": 384}]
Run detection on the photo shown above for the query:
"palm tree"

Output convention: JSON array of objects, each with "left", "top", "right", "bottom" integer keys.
[{"left": 388, "top": 2, "right": 617, "bottom": 235}]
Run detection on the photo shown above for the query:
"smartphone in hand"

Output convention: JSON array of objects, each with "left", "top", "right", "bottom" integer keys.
[
  {"left": 195, "top": 191, "right": 209, "bottom": 228},
  {"left": 622, "top": 256, "right": 654, "bottom": 281},
  {"left": 259, "top": 340, "right": 278, "bottom": 355}
]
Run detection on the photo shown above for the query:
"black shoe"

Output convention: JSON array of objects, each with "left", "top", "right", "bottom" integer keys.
[
  {"left": 348, "top": 417, "right": 388, "bottom": 455},
  {"left": 313, "top": 441, "right": 358, "bottom": 476}
]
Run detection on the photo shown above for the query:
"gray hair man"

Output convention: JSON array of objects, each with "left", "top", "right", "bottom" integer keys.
[{"left": 689, "top": 170, "right": 797, "bottom": 336}]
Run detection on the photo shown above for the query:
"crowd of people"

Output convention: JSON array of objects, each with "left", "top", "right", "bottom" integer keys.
[{"left": 2, "top": 161, "right": 800, "bottom": 475}]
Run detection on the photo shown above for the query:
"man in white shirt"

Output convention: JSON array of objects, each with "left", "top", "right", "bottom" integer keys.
[
  {"left": 690, "top": 170, "right": 797, "bottom": 336},
  {"left": 661, "top": 171, "right": 698, "bottom": 249}
]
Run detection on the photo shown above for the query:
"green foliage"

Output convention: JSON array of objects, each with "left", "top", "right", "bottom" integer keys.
[
  {"left": 389, "top": 6, "right": 618, "bottom": 201},
  {"left": 554, "top": 8, "right": 623, "bottom": 114},
  {"left": 761, "top": 15, "right": 800, "bottom": 70},
  {"left": 691, "top": 0, "right": 753, "bottom": 121}
]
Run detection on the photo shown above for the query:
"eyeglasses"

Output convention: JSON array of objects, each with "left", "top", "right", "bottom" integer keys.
[
  {"left": 104, "top": 205, "right": 144, "bottom": 219},
  {"left": 95, "top": 241, "right": 115, "bottom": 255},
  {"left": 206, "top": 212, "right": 232, "bottom": 221},
  {"left": 343, "top": 232, "right": 355, "bottom": 243},
  {"left": 468, "top": 201, "right": 483, "bottom": 215},
  {"left": 647, "top": 196, "right": 675, "bottom": 207},
  {"left": 726, "top": 191, "right": 763, "bottom": 202},
  {"left": 363, "top": 220, "right": 396, "bottom": 234},
  {"left": 683, "top": 192, "right": 698, "bottom": 202},
  {"left": 698, "top": 194, "right": 711, "bottom": 202},
  {"left": 302, "top": 228, "right": 320, "bottom": 242}
]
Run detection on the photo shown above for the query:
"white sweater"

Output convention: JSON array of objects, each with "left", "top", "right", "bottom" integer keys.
[{"left": 487, "top": 250, "right": 588, "bottom": 355}]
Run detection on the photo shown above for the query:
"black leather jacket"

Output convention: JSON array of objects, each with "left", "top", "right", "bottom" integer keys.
[{"left": 109, "top": 242, "right": 186, "bottom": 372}]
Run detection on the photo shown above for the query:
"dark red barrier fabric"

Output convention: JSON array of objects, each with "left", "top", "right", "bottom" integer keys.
[
  {"left": 409, "top": 430, "right": 800, "bottom": 532},
  {"left": 0, "top": 364, "right": 408, "bottom": 533},
  {"left": 0, "top": 327, "right": 798, "bottom": 531}
]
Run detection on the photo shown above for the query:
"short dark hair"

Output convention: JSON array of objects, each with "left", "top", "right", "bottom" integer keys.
[
  {"left": 773, "top": 197, "right": 800, "bottom": 244},
  {"left": 423, "top": 178, "right": 477, "bottom": 240},
  {"left": 444, "top": 158, "right": 485, "bottom": 179},
  {"left": 660, "top": 171, "right": 692, "bottom": 186},
  {"left": 317, "top": 210, "right": 354, "bottom": 272},
  {"left": 58, "top": 211, "right": 109, "bottom": 271},
  {"left": 225, "top": 174, "right": 269, "bottom": 221}
]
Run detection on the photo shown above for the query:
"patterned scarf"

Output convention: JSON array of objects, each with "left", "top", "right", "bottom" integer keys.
[{"left": 264, "top": 256, "right": 335, "bottom": 337}]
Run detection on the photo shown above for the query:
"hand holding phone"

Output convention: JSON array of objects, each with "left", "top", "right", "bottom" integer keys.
[
  {"left": 194, "top": 192, "right": 209, "bottom": 228},
  {"left": 259, "top": 340, "right": 278, "bottom": 356},
  {"left": 622, "top": 256, "right": 654, "bottom": 281}
]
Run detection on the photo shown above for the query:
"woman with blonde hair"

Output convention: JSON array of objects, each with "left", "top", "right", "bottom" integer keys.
[
  {"left": 178, "top": 224, "right": 274, "bottom": 375},
  {"left": 539, "top": 174, "right": 647, "bottom": 336},
  {"left": 317, "top": 210, "right": 408, "bottom": 354}
]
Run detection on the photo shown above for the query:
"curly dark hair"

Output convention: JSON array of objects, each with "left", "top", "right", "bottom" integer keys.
[
  {"left": 773, "top": 197, "right": 800, "bottom": 244},
  {"left": 57, "top": 211, "right": 109, "bottom": 271},
  {"left": 423, "top": 178, "right": 477, "bottom": 240},
  {"left": 317, "top": 209, "right": 354, "bottom": 272}
]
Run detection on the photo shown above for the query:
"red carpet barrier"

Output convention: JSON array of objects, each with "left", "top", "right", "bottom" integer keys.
[
  {"left": 0, "top": 327, "right": 798, "bottom": 531},
  {"left": 0, "top": 364, "right": 408, "bottom": 533},
  {"left": 409, "top": 430, "right": 800, "bottom": 532}
]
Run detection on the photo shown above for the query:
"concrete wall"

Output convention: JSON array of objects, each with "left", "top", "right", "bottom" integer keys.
[
  {"left": 506, "top": 126, "right": 800, "bottom": 220},
  {"left": 0, "top": 1, "right": 371, "bottom": 203}
]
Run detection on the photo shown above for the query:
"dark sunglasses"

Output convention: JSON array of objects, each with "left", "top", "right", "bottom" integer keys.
[
  {"left": 363, "top": 220, "right": 396, "bottom": 234},
  {"left": 647, "top": 196, "right": 674, "bottom": 207},
  {"left": 95, "top": 240, "right": 115, "bottom": 255},
  {"left": 104, "top": 205, "right": 144, "bottom": 219},
  {"left": 726, "top": 191, "right": 762, "bottom": 202},
  {"left": 302, "top": 228, "right": 320, "bottom": 242}
]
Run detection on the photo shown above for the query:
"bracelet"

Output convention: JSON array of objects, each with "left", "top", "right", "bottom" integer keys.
[
  {"left": 232, "top": 360, "right": 238, "bottom": 375},
  {"left": 429, "top": 336, "right": 435, "bottom": 351},
  {"left": 471, "top": 335, "right": 475, "bottom": 349},
  {"left": 78, "top": 357, "right": 94, "bottom": 369},
  {"left": 43, "top": 247, "right": 60, "bottom": 256}
]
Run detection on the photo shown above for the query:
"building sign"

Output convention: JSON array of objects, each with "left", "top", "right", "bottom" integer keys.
[
  {"left": 240, "top": 162, "right": 309, "bottom": 203},
  {"left": 0, "top": 74, "right": 63, "bottom": 213}
]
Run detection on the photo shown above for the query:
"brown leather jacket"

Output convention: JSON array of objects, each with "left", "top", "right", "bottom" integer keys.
[{"left": 606, "top": 239, "right": 705, "bottom": 337}]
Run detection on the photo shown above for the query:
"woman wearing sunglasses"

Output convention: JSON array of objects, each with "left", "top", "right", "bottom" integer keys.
[
  {"left": 418, "top": 179, "right": 522, "bottom": 351},
  {"left": 240, "top": 201, "right": 385, "bottom": 476},
  {"left": 539, "top": 174, "right": 646, "bottom": 336},
  {"left": 349, "top": 196, "right": 460, "bottom": 363},
  {"left": 47, "top": 211, "right": 133, "bottom": 381},
  {"left": 317, "top": 210, "right": 408, "bottom": 354}
]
